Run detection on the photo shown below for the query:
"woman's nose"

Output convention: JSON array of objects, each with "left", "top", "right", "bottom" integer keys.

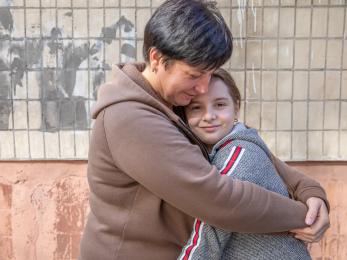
[{"left": 195, "top": 74, "right": 211, "bottom": 94}]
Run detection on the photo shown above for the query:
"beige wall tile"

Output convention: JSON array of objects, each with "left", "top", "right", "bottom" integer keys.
[
  {"left": 295, "top": 40, "right": 309, "bottom": 69},
  {"left": 344, "top": 41, "right": 347, "bottom": 68},
  {"left": 325, "top": 71, "right": 341, "bottom": 99},
  {"left": 41, "top": 0, "right": 56, "bottom": 7},
  {"left": 311, "top": 40, "right": 326, "bottom": 69},
  {"left": 323, "top": 131, "right": 339, "bottom": 159},
  {"left": 25, "top": 9, "right": 40, "bottom": 37},
  {"left": 13, "top": 101, "right": 28, "bottom": 129},
  {"left": 246, "top": 71, "right": 261, "bottom": 100},
  {"left": 263, "top": 0, "right": 279, "bottom": 5},
  {"left": 292, "top": 131, "right": 307, "bottom": 160},
  {"left": 89, "top": 0, "right": 104, "bottom": 7},
  {"left": 324, "top": 101, "right": 339, "bottom": 130},
  {"left": 276, "top": 131, "right": 291, "bottom": 160},
  {"left": 25, "top": 0, "right": 41, "bottom": 7},
  {"left": 245, "top": 102, "right": 261, "bottom": 129},
  {"left": 297, "top": 0, "right": 311, "bottom": 6},
  {"left": 152, "top": 0, "right": 166, "bottom": 7},
  {"left": 341, "top": 131, "right": 347, "bottom": 158},
  {"left": 121, "top": 0, "right": 135, "bottom": 7},
  {"left": 231, "top": 9, "right": 246, "bottom": 41},
  {"left": 220, "top": 8, "right": 231, "bottom": 28},
  {"left": 60, "top": 131, "right": 75, "bottom": 158},
  {"left": 105, "top": 8, "right": 120, "bottom": 29},
  {"left": 342, "top": 72, "right": 347, "bottom": 99},
  {"left": 71, "top": 0, "right": 86, "bottom": 7},
  {"left": 293, "top": 101, "right": 307, "bottom": 130},
  {"left": 278, "top": 40, "right": 293, "bottom": 69},
  {"left": 312, "top": 8, "right": 328, "bottom": 37},
  {"left": 230, "top": 44, "right": 246, "bottom": 69},
  {"left": 341, "top": 102, "right": 347, "bottom": 129},
  {"left": 57, "top": 9, "right": 72, "bottom": 38},
  {"left": 279, "top": 8, "right": 295, "bottom": 37},
  {"left": 231, "top": 72, "right": 245, "bottom": 100},
  {"left": 259, "top": 131, "right": 276, "bottom": 153},
  {"left": 281, "top": 0, "right": 295, "bottom": 6},
  {"left": 42, "top": 8, "right": 56, "bottom": 37},
  {"left": 328, "top": 8, "right": 344, "bottom": 37},
  {"left": 105, "top": 40, "right": 120, "bottom": 65},
  {"left": 262, "top": 40, "right": 277, "bottom": 69},
  {"left": 44, "top": 132, "right": 60, "bottom": 158},
  {"left": 308, "top": 131, "right": 323, "bottom": 159},
  {"left": 11, "top": 9, "right": 24, "bottom": 37},
  {"left": 28, "top": 101, "right": 42, "bottom": 130},
  {"left": 309, "top": 71, "right": 325, "bottom": 100},
  {"left": 136, "top": 8, "right": 151, "bottom": 39},
  {"left": 261, "top": 102, "right": 276, "bottom": 130},
  {"left": 261, "top": 71, "right": 276, "bottom": 100},
  {"left": 277, "top": 102, "right": 291, "bottom": 130},
  {"left": 247, "top": 7, "right": 262, "bottom": 37},
  {"left": 89, "top": 9, "right": 104, "bottom": 38},
  {"left": 73, "top": 9, "right": 88, "bottom": 38},
  {"left": 136, "top": 40, "right": 144, "bottom": 61},
  {"left": 246, "top": 40, "right": 262, "bottom": 69},
  {"left": 14, "top": 131, "right": 29, "bottom": 159},
  {"left": 75, "top": 131, "right": 89, "bottom": 158},
  {"left": 313, "top": 0, "right": 328, "bottom": 4},
  {"left": 293, "top": 71, "right": 308, "bottom": 100},
  {"left": 57, "top": 0, "right": 71, "bottom": 7},
  {"left": 28, "top": 71, "right": 41, "bottom": 99},
  {"left": 295, "top": 8, "right": 311, "bottom": 37},
  {"left": 263, "top": 8, "right": 279, "bottom": 37},
  {"left": 105, "top": 0, "right": 119, "bottom": 7},
  {"left": 13, "top": 77, "right": 27, "bottom": 99},
  {"left": 0, "top": 132, "right": 14, "bottom": 159},
  {"left": 29, "top": 131, "right": 44, "bottom": 159},
  {"left": 120, "top": 8, "right": 136, "bottom": 37},
  {"left": 309, "top": 101, "right": 324, "bottom": 130},
  {"left": 327, "top": 40, "right": 343, "bottom": 69},
  {"left": 278, "top": 71, "right": 292, "bottom": 100}
]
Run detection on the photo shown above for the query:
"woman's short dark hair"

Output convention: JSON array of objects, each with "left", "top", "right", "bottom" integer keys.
[{"left": 143, "top": 0, "right": 233, "bottom": 70}]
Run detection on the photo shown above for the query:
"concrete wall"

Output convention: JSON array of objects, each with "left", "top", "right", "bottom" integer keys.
[
  {"left": 0, "top": 161, "right": 346, "bottom": 260},
  {"left": 0, "top": 0, "right": 347, "bottom": 160}
]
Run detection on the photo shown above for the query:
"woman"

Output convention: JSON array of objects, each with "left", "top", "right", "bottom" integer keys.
[{"left": 79, "top": 1, "right": 329, "bottom": 259}]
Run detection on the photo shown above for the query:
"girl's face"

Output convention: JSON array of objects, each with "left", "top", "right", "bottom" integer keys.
[{"left": 185, "top": 77, "right": 239, "bottom": 151}]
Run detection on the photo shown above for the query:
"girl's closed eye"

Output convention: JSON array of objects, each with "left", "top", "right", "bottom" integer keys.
[{"left": 215, "top": 102, "right": 227, "bottom": 108}]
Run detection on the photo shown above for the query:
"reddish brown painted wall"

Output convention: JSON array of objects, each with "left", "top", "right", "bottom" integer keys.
[{"left": 0, "top": 161, "right": 346, "bottom": 260}]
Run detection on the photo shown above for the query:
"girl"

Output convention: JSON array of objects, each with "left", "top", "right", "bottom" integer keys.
[{"left": 179, "top": 68, "right": 312, "bottom": 259}]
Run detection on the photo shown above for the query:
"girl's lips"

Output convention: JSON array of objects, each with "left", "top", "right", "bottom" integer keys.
[{"left": 200, "top": 125, "right": 220, "bottom": 133}]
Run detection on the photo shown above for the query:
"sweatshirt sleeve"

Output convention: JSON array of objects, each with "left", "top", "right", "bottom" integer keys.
[
  {"left": 272, "top": 155, "right": 330, "bottom": 212},
  {"left": 103, "top": 102, "right": 309, "bottom": 233}
]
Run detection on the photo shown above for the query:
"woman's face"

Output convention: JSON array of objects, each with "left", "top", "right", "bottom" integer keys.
[
  {"left": 185, "top": 77, "right": 239, "bottom": 150},
  {"left": 155, "top": 60, "right": 214, "bottom": 106}
]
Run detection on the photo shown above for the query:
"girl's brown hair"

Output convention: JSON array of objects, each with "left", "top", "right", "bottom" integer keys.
[{"left": 212, "top": 68, "right": 241, "bottom": 110}]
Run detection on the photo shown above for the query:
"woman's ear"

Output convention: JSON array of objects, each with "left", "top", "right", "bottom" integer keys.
[{"left": 148, "top": 47, "right": 161, "bottom": 72}]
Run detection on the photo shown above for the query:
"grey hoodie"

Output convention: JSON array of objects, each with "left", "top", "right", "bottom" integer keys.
[{"left": 179, "top": 123, "right": 311, "bottom": 260}]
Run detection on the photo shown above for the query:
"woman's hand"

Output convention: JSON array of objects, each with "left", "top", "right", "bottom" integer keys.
[{"left": 290, "top": 197, "right": 330, "bottom": 243}]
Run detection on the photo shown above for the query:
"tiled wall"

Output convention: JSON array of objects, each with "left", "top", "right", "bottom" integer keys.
[{"left": 0, "top": 0, "right": 346, "bottom": 160}]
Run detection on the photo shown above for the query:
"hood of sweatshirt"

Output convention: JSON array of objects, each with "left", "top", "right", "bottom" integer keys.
[
  {"left": 91, "top": 62, "right": 210, "bottom": 158},
  {"left": 209, "top": 123, "right": 272, "bottom": 160},
  {"left": 91, "top": 63, "right": 176, "bottom": 120}
]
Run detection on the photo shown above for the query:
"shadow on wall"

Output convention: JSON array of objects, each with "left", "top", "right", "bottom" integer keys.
[{"left": 0, "top": 6, "right": 136, "bottom": 132}]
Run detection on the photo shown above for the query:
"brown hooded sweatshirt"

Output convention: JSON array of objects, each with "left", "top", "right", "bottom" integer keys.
[{"left": 79, "top": 63, "right": 328, "bottom": 260}]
